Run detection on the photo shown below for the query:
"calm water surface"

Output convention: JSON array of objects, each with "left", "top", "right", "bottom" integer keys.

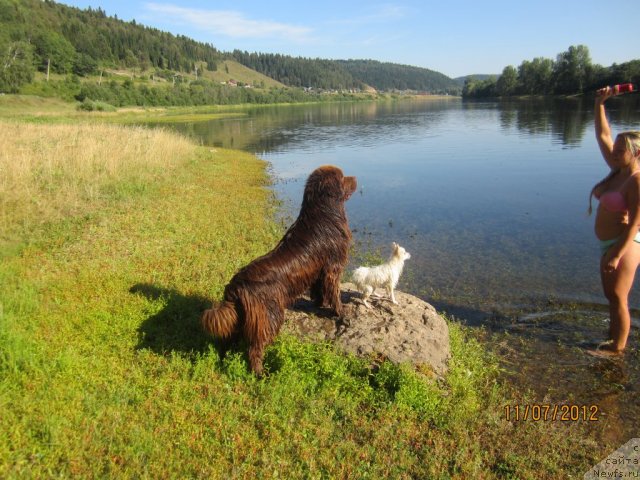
[{"left": 168, "top": 96, "right": 640, "bottom": 444}]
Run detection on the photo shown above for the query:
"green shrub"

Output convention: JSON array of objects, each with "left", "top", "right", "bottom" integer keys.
[{"left": 76, "top": 98, "right": 116, "bottom": 112}]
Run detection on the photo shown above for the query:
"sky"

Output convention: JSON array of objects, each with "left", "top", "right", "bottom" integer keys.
[{"left": 58, "top": 0, "right": 639, "bottom": 79}]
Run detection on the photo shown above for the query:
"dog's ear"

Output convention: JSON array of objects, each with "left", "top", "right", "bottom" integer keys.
[
  {"left": 392, "top": 242, "right": 398, "bottom": 250},
  {"left": 342, "top": 175, "right": 357, "bottom": 200}
]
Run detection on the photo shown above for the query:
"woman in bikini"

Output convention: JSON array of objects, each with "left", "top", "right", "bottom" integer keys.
[{"left": 589, "top": 86, "right": 640, "bottom": 356}]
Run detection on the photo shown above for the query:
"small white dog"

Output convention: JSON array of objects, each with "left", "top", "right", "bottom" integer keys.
[{"left": 352, "top": 242, "right": 411, "bottom": 308}]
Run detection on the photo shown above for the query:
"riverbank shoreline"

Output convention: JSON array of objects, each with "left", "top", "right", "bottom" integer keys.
[{"left": 0, "top": 92, "right": 459, "bottom": 123}]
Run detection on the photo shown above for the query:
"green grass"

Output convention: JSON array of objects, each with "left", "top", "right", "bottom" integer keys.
[
  {"left": 0, "top": 93, "right": 358, "bottom": 126},
  {"left": 200, "top": 59, "right": 286, "bottom": 89},
  {"left": 109, "top": 110, "right": 248, "bottom": 125},
  {"left": 0, "top": 103, "right": 607, "bottom": 478},
  {"left": 31, "top": 60, "right": 286, "bottom": 90},
  {"left": 0, "top": 94, "right": 77, "bottom": 118},
  {"left": 0, "top": 94, "right": 248, "bottom": 125}
]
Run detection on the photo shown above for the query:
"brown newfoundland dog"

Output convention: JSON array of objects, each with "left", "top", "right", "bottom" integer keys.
[{"left": 202, "top": 165, "right": 357, "bottom": 375}]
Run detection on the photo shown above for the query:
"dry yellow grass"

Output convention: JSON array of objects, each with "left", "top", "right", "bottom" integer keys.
[{"left": 0, "top": 121, "right": 194, "bottom": 240}]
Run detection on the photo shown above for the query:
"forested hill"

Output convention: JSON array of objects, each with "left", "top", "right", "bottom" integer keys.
[
  {"left": 337, "top": 60, "right": 458, "bottom": 93},
  {"left": 0, "top": 0, "right": 458, "bottom": 95},
  {"left": 0, "top": 0, "right": 222, "bottom": 75},
  {"left": 230, "top": 51, "right": 363, "bottom": 91},
  {"left": 231, "top": 51, "right": 459, "bottom": 93}
]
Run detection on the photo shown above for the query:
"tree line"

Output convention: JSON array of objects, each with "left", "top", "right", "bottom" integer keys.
[
  {"left": 73, "top": 78, "right": 365, "bottom": 108},
  {"left": 18, "top": 74, "right": 368, "bottom": 110},
  {"left": 336, "top": 60, "right": 459, "bottom": 94},
  {"left": 463, "top": 45, "right": 640, "bottom": 98},
  {"left": 231, "top": 51, "right": 364, "bottom": 91},
  {"left": 230, "top": 51, "right": 460, "bottom": 93}
]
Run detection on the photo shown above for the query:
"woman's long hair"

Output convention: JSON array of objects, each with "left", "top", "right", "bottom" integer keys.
[{"left": 588, "top": 131, "right": 640, "bottom": 215}]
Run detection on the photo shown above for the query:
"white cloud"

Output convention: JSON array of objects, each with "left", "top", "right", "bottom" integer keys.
[
  {"left": 328, "top": 4, "right": 408, "bottom": 26},
  {"left": 144, "top": 3, "right": 313, "bottom": 41}
]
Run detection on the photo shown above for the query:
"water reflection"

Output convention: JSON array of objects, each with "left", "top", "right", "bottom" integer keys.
[
  {"left": 171, "top": 99, "right": 459, "bottom": 153},
  {"left": 169, "top": 95, "right": 640, "bottom": 154},
  {"left": 492, "top": 97, "right": 592, "bottom": 146}
]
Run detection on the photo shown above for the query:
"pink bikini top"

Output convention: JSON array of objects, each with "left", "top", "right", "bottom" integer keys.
[
  {"left": 599, "top": 191, "right": 627, "bottom": 212},
  {"left": 596, "top": 172, "right": 640, "bottom": 213}
]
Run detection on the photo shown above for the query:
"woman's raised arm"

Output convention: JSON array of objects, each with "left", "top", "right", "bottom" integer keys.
[{"left": 595, "top": 87, "right": 615, "bottom": 167}]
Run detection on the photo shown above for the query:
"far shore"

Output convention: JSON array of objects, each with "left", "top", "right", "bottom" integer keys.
[{"left": 0, "top": 92, "right": 460, "bottom": 124}]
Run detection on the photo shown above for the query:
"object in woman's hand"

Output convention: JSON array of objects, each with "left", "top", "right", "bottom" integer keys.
[{"left": 613, "top": 83, "right": 635, "bottom": 94}]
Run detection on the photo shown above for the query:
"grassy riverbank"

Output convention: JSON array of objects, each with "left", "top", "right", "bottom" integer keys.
[
  {"left": 0, "top": 98, "right": 605, "bottom": 478},
  {"left": 0, "top": 94, "right": 249, "bottom": 125},
  {"left": 0, "top": 93, "right": 457, "bottom": 125}
]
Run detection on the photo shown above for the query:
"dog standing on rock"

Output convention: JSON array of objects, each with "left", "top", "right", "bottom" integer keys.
[
  {"left": 201, "top": 165, "right": 357, "bottom": 375},
  {"left": 352, "top": 242, "right": 411, "bottom": 308}
]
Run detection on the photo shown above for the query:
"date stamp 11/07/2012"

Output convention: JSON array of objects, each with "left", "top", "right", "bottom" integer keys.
[{"left": 504, "top": 404, "right": 599, "bottom": 422}]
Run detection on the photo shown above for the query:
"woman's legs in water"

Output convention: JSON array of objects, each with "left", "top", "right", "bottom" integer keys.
[{"left": 600, "top": 242, "right": 640, "bottom": 351}]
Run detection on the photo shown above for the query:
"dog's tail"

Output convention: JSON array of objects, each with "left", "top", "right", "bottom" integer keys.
[{"left": 201, "top": 301, "right": 239, "bottom": 338}]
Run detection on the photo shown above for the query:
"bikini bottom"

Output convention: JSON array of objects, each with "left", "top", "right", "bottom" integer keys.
[{"left": 600, "top": 231, "right": 640, "bottom": 255}]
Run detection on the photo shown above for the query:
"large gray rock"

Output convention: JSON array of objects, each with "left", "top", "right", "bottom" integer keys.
[{"left": 283, "top": 282, "right": 450, "bottom": 376}]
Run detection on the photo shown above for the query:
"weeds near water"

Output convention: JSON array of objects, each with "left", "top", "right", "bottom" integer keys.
[{"left": 349, "top": 238, "right": 386, "bottom": 269}]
